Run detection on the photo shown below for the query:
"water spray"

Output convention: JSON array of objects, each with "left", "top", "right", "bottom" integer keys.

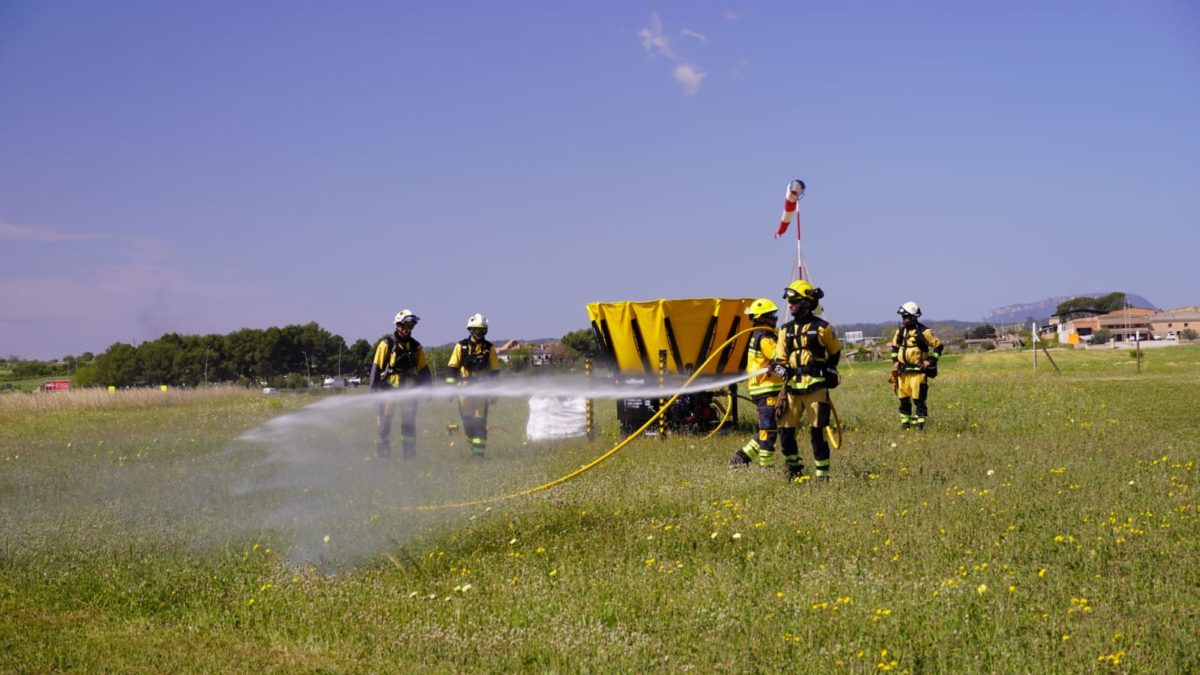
[{"left": 403, "top": 325, "right": 775, "bottom": 511}]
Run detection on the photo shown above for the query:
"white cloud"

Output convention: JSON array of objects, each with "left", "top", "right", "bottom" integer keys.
[
  {"left": 638, "top": 13, "right": 708, "bottom": 95},
  {"left": 0, "top": 221, "right": 104, "bottom": 242},
  {"left": 0, "top": 218, "right": 284, "bottom": 357},
  {"left": 672, "top": 63, "right": 707, "bottom": 96},
  {"left": 0, "top": 259, "right": 284, "bottom": 358},
  {"left": 638, "top": 12, "right": 675, "bottom": 59},
  {"left": 725, "top": 10, "right": 739, "bottom": 21}
]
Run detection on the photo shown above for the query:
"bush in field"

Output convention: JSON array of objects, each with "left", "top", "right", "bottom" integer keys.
[
  {"left": 1181, "top": 328, "right": 1198, "bottom": 341},
  {"left": 1091, "top": 328, "right": 1113, "bottom": 345}
]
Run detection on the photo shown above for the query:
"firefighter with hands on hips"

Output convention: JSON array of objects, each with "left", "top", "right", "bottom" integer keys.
[
  {"left": 773, "top": 280, "right": 842, "bottom": 482},
  {"left": 369, "top": 310, "right": 432, "bottom": 459},
  {"left": 446, "top": 313, "right": 500, "bottom": 458},
  {"left": 890, "top": 301, "right": 943, "bottom": 431},
  {"left": 729, "top": 299, "right": 785, "bottom": 468}
]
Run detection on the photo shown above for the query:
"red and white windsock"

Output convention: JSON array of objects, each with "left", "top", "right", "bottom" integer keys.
[{"left": 775, "top": 179, "right": 805, "bottom": 238}]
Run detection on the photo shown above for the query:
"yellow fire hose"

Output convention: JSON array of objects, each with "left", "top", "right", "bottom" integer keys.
[
  {"left": 826, "top": 401, "right": 843, "bottom": 449},
  {"left": 700, "top": 390, "right": 735, "bottom": 440},
  {"left": 409, "top": 326, "right": 774, "bottom": 511},
  {"left": 408, "top": 326, "right": 846, "bottom": 511}
]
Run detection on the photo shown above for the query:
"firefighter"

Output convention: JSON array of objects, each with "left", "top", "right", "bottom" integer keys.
[
  {"left": 446, "top": 313, "right": 500, "bottom": 458},
  {"left": 774, "top": 280, "right": 841, "bottom": 482},
  {"left": 890, "top": 301, "right": 943, "bottom": 430},
  {"left": 729, "top": 298, "right": 785, "bottom": 468},
  {"left": 369, "top": 310, "right": 432, "bottom": 459}
]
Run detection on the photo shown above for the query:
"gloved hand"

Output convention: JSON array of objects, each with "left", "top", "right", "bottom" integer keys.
[
  {"left": 772, "top": 364, "right": 791, "bottom": 379},
  {"left": 823, "top": 366, "right": 839, "bottom": 389}
]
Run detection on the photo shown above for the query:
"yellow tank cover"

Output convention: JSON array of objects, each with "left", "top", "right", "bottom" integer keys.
[{"left": 586, "top": 298, "right": 756, "bottom": 376}]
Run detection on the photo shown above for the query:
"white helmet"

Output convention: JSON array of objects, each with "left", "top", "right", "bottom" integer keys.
[
  {"left": 394, "top": 310, "right": 419, "bottom": 326},
  {"left": 898, "top": 301, "right": 921, "bottom": 318},
  {"left": 466, "top": 313, "right": 488, "bottom": 329}
]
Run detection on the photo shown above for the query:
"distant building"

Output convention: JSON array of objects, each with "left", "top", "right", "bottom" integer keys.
[
  {"left": 1096, "top": 307, "right": 1156, "bottom": 342},
  {"left": 1053, "top": 307, "right": 1156, "bottom": 344},
  {"left": 1049, "top": 307, "right": 1105, "bottom": 344},
  {"left": 1149, "top": 306, "right": 1200, "bottom": 340}
]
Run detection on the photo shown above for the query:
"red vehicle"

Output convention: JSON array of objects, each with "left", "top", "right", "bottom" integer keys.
[{"left": 41, "top": 380, "right": 70, "bottom": 392}]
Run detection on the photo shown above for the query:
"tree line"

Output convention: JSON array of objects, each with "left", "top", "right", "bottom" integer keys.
[
  {"left": 3, "top": 324, "right": 601, "bottom": 389},
  {"left": 1055, "top": 292, "right": 1127, "bottom": 316},
  {"left": 64, "top": 322, "right": 375, "bottom": 388}
]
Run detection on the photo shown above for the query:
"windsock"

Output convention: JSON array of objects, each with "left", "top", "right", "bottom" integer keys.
[{"left": 775, "top": 179, "right": 805, "bottom": 238}]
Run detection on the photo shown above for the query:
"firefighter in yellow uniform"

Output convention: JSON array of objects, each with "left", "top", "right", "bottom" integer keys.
[
  {"left": 774, "top": 280, "right": 841, "bottom": 482},
  {"left": 369, "top": 310, "right": 432, "bottom": 459},
  {"left": 446, "top": 313, "right": 500, "bottom": 457},
  {"left": 729, "top": 299, "right": 785, "bottom": 468},
  {"left": 891, "top": 301, "right": 943, "bottom": 430}
]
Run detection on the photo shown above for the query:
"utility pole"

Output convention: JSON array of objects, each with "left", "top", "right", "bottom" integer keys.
[{"left": 1032, "top": 322, "right": 1038, "bottom": 372}]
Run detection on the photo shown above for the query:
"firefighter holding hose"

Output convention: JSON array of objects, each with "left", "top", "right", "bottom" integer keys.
[
  {"left": 773, "top": 280, "right": 841, "bottom": 482},
  {"left": 370, "top": 310, "right": 432, "bottom": 459},
  {"left": 446, "top": 313, "right": 500, "bottom": 458},
  {"left": 729, "top": 299, "right": 785, "bottom": 468},
  {"left": 890, "top": 301, "right": 943, "bottom": 430}
]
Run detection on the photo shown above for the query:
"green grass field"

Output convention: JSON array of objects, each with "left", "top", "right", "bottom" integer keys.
[{"left": 2, "top": 348, "right": 1198, "bottom": 672}]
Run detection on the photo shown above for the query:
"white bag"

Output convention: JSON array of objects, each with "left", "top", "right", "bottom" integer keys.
[{"left": 526, "top": 395, "right": 588, "bottom": 441}]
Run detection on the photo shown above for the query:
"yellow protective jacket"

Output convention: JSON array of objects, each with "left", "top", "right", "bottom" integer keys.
[
  {"left": 777, "top": 316, "right": 841, "bottom": 393},
  {"left": 745, "top": 331, "right": 784, "bottom": 398},
  {"left": 446, "top": 338, "right": 500, "bottom": 384},
  {"left": 371, "top": 334, "right": 432, "bottom": 388},
  {"left": 891, "top": 323, "right": 943, "bottom": 372}
]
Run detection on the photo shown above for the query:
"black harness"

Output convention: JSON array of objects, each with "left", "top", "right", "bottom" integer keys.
[
  {"left": 383, "top": 334, "right": 423, "bottom": 375},
  {"left": 896, "top": 322, "right": 930, "bottom": 353},
  {"left": 781, "top": 317, "right": 831, "bottom": 374},
  {"left": 458, "top": 338, "right": 494, "bottom": 374},
  {"left": 895, "top": 322, "right": 941, "bottom": 375}
]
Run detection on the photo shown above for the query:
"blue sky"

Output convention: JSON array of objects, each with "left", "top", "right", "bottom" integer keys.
[{"left": 2, "top": 1, "right": 1198, "bottom": 359}]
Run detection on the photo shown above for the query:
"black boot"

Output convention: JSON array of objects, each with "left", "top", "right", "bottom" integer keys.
[
  {"left": 729, "top": 451, "right": 752, "bottom": 467},
  {"left": 376, "top": 438, "right": 391, "bottom": 458}
]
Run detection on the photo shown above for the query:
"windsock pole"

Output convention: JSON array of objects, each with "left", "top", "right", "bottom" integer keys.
[{"left": 775, "top": 179, "right": 807, "bottom": 280}]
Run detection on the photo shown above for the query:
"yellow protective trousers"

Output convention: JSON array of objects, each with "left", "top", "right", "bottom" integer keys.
[
  {"left": 777, "top": 388, "right": 832, "bottom": 478},
  {"left": 457, "top": 395, "right": 490, "bottom": 456},
  {"left": 896, "top": 372, "right": 930, "bottom": 427},
  {"left": 736, "top": 394, "right": 780, "bottom": 467},
  {"left": 377, "top": 398, "right": 418, "bottom": 459}
]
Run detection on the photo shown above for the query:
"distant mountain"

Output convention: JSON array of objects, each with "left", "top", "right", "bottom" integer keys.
[{"left": 984, "top": 292, "right": 1157, "bottom": 325}]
